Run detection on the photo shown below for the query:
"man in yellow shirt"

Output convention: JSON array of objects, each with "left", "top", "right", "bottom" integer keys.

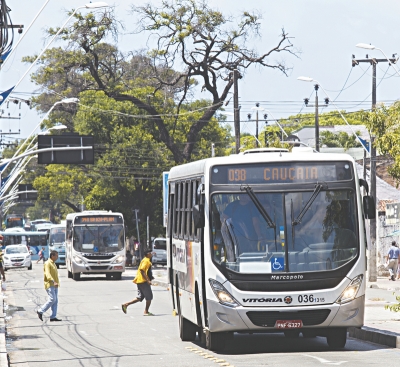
[
  {"left": 122, "top": 249, "right": 154, "bottom": 315},
  {"left": 37, "top": 250, "right": 62, "bottom": 322}
]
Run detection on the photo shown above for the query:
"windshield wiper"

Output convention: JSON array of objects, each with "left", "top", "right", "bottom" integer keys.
[
  {"left": 240, "top": 185, "right": 275, "bottom": 229},
  {"left": 292, "top": 182, "right": 328, "bottom": 226}
]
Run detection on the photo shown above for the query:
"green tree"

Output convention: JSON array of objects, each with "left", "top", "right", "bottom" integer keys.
[
  {"left": 362, "top": 103, "right": 400, "bottom": 186},
  {"left": 320, "top": 130, "right": 362, "bottom": 149},
  {"left": 25, "top": 1, "right": 296, "bottom": 163}
]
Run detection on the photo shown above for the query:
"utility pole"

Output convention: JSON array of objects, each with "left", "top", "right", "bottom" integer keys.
[
  {"left": 352, "top": 54, "right": 396, "bottom": 282},
  {"left": 233, "top": 69, "right": 240, "bottom": 154},
  {"left": 303, "top": 90, "right": 329, "bottom": 151},
  {"left": 147, "top": 216, "right": 150, "bottom": 250},
  {"left": 314, "top": 85, "right": 320, "bottom": 152},
  {"left": 134, "top": 209, "right": 142, "bottom": 259}
]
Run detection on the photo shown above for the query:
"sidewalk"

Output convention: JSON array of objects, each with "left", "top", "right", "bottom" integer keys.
[
  {"left": 0, "top": 281, "right": 8, "bottom": 367},
  {"left": 349, "top": 276, "right": 400, "bottom": 348}
]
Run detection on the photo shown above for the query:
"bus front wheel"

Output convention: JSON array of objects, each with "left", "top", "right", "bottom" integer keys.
[
  {"left": 327, "top": 328, "right": 347, "bottom": 349},
  {"left": 179, "top": 315, "right": 197, "bottom": 341},
  {"left": 205, "top": 330, "right": 226, "bottom": 351},
  {"left": 67, "top": 269, "right": 72, "bottom": 278},
  {"left": 72, "top": 272, "right": 81, "bottom": 281}
]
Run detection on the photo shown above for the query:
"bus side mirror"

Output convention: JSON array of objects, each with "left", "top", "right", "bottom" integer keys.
[
  {"left": 363, "top": 196, "right": 376, "bottom": 219},
  {"left": 193, "top": 204, "right": 205, "bottom": 228},
  {"left": 359, "top": 178, "right": 369, "bottom": 194}
]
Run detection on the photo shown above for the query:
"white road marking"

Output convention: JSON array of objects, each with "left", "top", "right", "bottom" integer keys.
[
  {"left": 151, "top": 328, "right": 157, "bottom": 331},
  {"left": 302, "top": 354, "right": 347, "bottom": 365}
]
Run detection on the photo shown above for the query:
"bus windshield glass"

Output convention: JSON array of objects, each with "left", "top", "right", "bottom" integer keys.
[
  {"left": 49, "top": 228, "right": 65, "bottom": 245},
  {"left": 73, "top": 225, "right": 124, "bottom": 253},
  {"left": 211, "top": 189, "right": 358, "bottom": 274}
]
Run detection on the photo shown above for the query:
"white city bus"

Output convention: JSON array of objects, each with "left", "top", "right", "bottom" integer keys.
[
  {"left": 65, "top": 210, "right": 125, "bottom": 280},
  {"left": 166, "top": 148, "right": 375, "bottom": 351}
]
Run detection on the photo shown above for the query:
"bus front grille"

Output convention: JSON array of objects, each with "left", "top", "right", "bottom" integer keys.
[
  {"left": 246, "top": 309, "right": 331, "bottom": 327},
  {"left": 89, "top": 266, "right": 109, "bottom": 271}
]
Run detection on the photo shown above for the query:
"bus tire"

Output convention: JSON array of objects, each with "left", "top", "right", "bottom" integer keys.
[
  {"left": 205, "top": 330, "right": 226, "bottom": 351},
  {"left": 114, "top": 273, "right": 122, "bottom": 280},
  {"left": 68, "top": 269, "right": 72, "bottom": 278},
  {"left": 28, "top": 263, "right": 32, "bottom": 270},
  {"left": 72, "top": 272, "right": 81, "bottom": 281},
  {"left": 327, "top": 328, "right": 347, "bottom": 349},
  {"left": 179, "top": 315, "right": 197, "bottom": 341}
]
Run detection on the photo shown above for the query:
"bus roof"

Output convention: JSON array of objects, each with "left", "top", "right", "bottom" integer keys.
[
  {"left": 65, "top": 210, "right": 124, "bottom": 220},
  {"left": 168, "top": 150, "right": 356, "bottom": 181}
]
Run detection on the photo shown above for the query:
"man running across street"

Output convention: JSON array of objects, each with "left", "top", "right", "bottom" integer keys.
[
  {"left": 386, "top": 241, "right": 400, "bottom": 281},
  {"left": 37, "top": 250, "right": 62, "bottom": 322},
  {"left": 121, "top": 249, "right": 154, "bottom": 315}
]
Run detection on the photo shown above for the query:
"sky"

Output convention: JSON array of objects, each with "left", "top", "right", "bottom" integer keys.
[{"left": 1, "top": 0, "right": 400, "bottom": 143}]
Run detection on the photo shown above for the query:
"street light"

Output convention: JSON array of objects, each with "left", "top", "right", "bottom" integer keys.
[
  {"left": 38, "top": 124, "right": 68, "bottom": 135},
  {"left": 8, "top": 98, "right": 78, "bottom": 162},
  {"left": 0, "top": 2, "right": 109, "bottom": 107},
  {"left": 356, "top": 43, "right": 400, "bottom": 78},
  {"left": 297, "top": 76, "right": 368, "bottom": 154}
]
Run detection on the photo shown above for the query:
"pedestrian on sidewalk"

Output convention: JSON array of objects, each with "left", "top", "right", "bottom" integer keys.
[
  {"left": 37, "top": 250, "right": 62, "bottom": 322},
  {"left": 121, "top": 249, "right": 154, "bottom": 315},
  {"left": 385, "top": 241, "right": 400, "bottom": 281}
]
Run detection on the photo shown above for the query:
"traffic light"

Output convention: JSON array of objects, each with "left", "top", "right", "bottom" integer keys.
[{"left": 37, "top": 134, "right": 94, "bottom": 164}]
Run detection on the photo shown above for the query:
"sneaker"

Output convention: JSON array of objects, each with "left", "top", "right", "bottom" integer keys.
[
  {"left": 392, "top": 276, "right": 396, "bottom": 281},
  {"left": 37, "top": 311, "right": 43, "bottom": 321},
  {"left": 50, "top": 318, "right": 62, "bottom": 322},
  {"left": 121, "top": 304, "right": 127, "bottom": 314}
]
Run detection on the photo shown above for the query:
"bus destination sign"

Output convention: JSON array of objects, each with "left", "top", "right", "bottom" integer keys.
[
  {"left": 211, "top": 162, "right": 353, "bottom": 185},
  {"left": 74, "top": 216, "right": 123, "bottom": 224}
]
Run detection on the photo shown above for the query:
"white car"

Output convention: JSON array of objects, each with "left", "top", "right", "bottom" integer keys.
[
  {"left": 151, "top": 238, "right": 167, "bottom": 265},
  {"left": 3, "top": 245, "right": 32, "bottom": 271}
]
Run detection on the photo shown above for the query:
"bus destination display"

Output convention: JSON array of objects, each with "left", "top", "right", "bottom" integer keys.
[
  {"left": 211, "top": 162, "right": 353, "bottom": 184},
  {"left": 74, "top": 216, "right": 123, "bottom": 224}
]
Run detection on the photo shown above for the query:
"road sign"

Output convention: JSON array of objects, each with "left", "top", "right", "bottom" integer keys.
[{"left": 38, "top": 134, "right": 94, "bottom": 164}]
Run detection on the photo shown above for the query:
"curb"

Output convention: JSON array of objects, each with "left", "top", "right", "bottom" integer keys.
[
  {"left": 0, "top": 282, "right": 9, "bottom": 367},
  {"left": 349, "top": 326, "right": 400, "bottom": 348}
]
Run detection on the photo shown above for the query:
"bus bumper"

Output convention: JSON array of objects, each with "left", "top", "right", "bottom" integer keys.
[
  {"left": 71, "top": 262, "right": 124, "bottom": 274},
  {"left": 206, "top": 295, "right": 365, "bottom": 333}
]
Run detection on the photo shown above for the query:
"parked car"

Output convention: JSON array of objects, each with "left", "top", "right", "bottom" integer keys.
[
  {"left": 3, "top": 245, "right": 32, "bottom": 271},
  {"left": 151, "top": 237, "right": 167, "bottom": 265}
]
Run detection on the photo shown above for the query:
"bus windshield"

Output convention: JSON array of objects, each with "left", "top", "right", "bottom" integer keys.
[
  {"left": 211, "top": 189, "right": 358, "bottom": 274},
  {"left": 73, "top": 225, "right": 124, "bottom": 253},
  {"left": 49, "top": 228, "right": 65, "bottom": 245}
]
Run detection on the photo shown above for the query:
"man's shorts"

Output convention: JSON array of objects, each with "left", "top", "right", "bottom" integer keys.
[
  {"left": 137, "top": 282, "right": 153, "bottom": 302},
  {"left": 0, "top": 261, "right": 3, "bottom": 268}
]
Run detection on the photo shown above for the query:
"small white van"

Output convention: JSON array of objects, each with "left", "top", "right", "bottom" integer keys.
[{"left": 151, "top": 237, "right": 167, "bottom": 265}]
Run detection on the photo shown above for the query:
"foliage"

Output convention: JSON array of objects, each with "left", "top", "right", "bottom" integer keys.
[
  {"left": 25, "top": 1, "right": 296, "bottom": 163},
  {"left": 384, "top": 292, "right": 400, "bottom": 313},
  {"left": 320, "top": 130, "right": 362, "bottom": 149},
  {"left": 362, "top": 103, "right": 400, "bottom": 186}
]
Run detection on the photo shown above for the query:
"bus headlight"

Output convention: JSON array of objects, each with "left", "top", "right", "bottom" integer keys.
[
  {"left": 114, "top": 255, "right": 124, "bottom": 264},
  {"left": 209, "top": 279, "right": 240, "bottom": 308},
  {"left": 73, "top": 255, "right": 84, "bottom": 265},
  {"left": 336, "top": 274, "right": 363, "bottom": 304}
]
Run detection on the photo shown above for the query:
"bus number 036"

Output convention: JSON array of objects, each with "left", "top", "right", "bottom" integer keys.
[
  {"left": 228, "top": 169, "right": 246, "bottom": 182},
  {"left": 298, "top": 295, "right": 325, "bottom": 303}
]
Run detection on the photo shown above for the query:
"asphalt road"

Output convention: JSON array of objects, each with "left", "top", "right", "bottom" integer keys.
[{"left": 4, "top": 263, "right": 400, "bottom": 367}]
